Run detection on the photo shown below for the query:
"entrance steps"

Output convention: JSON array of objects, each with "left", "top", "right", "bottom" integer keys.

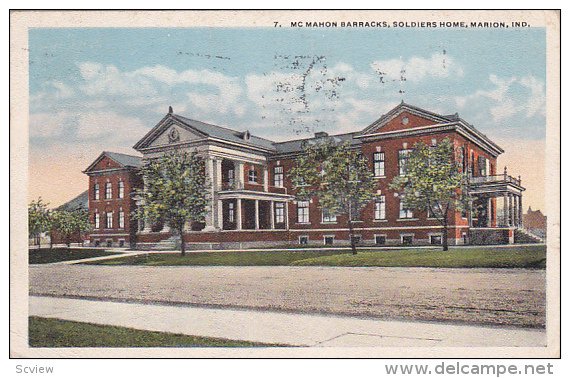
[{"left": 514, "top": 228, "right": 544, "bottom": 244}]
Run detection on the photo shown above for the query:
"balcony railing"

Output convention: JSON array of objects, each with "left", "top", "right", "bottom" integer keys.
[
  {"left": 469, "top": 174, "right": 522, "bottom": 186},
  {"left": 220, "top": 180, "right": 287, "bottom": 194}
]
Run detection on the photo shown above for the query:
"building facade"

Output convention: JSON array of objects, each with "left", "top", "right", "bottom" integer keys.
[{"left": 85, "top": 102, "right": 526, "bottom": 249}]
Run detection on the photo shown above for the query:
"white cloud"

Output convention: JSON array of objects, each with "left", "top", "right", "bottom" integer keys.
[
  {"left": 75, "top": 111, "right": 148, "bottom": 142},
  {"left": 455, "top": 74, "right": 546, "bottom": 123},
  {"left": 29, "top": 112, "right": 71, "bottom": 138},
  {"left": 370, "top": 53, "right": 464, "bottom": 83}
]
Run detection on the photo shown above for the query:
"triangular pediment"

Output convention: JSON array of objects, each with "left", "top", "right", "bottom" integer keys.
[
  {"left": 360, "top": 103, "right": 451, "bottom": 135},
  {"left": 133, "top": 114, "right": 207, "bottom": 150}
]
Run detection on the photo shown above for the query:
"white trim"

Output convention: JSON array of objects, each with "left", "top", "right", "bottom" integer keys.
[
  {"left": 289, "top": 225, "right": 466, "bottom": 232},
  {"left": 397, "top": 218, "right": 419, "bottom": 221},
  {"left": 89, "top": 233, "right": 130, "bottom": 237}
]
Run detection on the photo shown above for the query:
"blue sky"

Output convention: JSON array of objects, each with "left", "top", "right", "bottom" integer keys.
[{"left": 28, "top": 27, "right": 547, "bottom": 208}]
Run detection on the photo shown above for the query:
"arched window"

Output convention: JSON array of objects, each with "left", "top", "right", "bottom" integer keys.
[{"left": 105, "top": 182, "right": 112, "bottom": 199}]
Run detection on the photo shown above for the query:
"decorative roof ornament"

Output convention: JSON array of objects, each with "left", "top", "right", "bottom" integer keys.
[{"left": 168, "top": 106, "right": 173, "bottom": 114}]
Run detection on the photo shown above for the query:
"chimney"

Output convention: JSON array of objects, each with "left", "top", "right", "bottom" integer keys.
[
  {"left": 168, "top": 106, "right": 173, "bottom": 114},
  {"left": 314, "top": 131, "right": 328, "bottom": 138}
]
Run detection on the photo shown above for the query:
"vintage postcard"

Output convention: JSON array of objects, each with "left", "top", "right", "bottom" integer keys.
[{"left": 10, "top": 10, "right": 560, "bottom": 358}]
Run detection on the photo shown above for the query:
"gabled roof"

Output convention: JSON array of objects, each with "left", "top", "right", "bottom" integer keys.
[
  {"left": 133, "top": 112, "right": 276, "bottom": 152},
  {"left": 56, "top": 190, "right": 88, "bottom": 211},
  {"left": 83, "top": 151, "right": 142, "bottom": 173},
  {"left": 273, "top": 132, "right": 360, "bottom": 155},
  {"left": 358, "top": 101, "right": 503, "bottom": 156},
  {"left": 360, "top": 101, "right": 452, "bottom": 135}
]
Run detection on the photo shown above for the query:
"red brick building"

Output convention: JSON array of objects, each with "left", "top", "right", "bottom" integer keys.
[
  {"left": 83, "top": 151, "right": 142, "bottom": 248},
  {"left": 85, "top": 103, "right": 526, "bottom": 249}
]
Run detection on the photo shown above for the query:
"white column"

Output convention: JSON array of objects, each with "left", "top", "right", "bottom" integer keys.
[
  {"left": 236, "top": 162, "right": 245, "bottom": 189},
  {"left": 236, "top": 199, "right": 242, "bottom": 230},
  {"left": 513, "top": 195, "right": 518, "bottom": 227},
  {"left": 508, "top": 194, "right": 514, "bottom": 227},
  {"left": 254, "top": 200, "right": 259, "bottom": 230},
  {"left": 519, "top": 194, "right": 523, "bottom": 227},
  {"left": 263, "top": 166, "right": 269, "bottom": 192},
  {"left": 503, "top": 194, "right": 509, "bottom": 227},
  {"left": 269, "top": 201, "right": 275, "bottom": 229},
  {"left": 204, "top": 157, "right": 216, "bottom": 231},
  {"left": 487, "top": 197, "right": 492, "bottom": 227},
  {"left": 215, "top": 158, "right": 223, "bottom": 191},
  {"left": 217, "top": 199, "right": 223, "bottom": 230}
]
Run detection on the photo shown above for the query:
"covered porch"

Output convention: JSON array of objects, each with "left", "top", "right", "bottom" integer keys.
[
  {"left": 468, "top": 168, "right": 525, "bottom": 228},
  {"left": 217, "top": 192, "right": 293, "bottom": 231}
]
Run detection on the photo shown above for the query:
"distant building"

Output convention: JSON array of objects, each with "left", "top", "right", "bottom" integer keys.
[
  {"left": 83, "top": 102, "right": 527, "bottom": 249},
  {"left": 522, "top": 207, "right": 547, "bottom": 240}
]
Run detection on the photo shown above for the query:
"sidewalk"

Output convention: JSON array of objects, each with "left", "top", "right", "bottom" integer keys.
[{"left": 29, "top": 295, "right": 545, "bottom": 347}]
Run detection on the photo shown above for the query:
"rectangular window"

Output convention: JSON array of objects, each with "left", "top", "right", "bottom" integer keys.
[
  {"left": 297, "top": 201, "right": 310, "bottom": 223},
  {"left": 94, "top": 212, "right": 100, "bottom": 229},
  {"left": 274, "top": 166, "right": 284, "bottom": 187},
  {"left": 105, "top": 212, "right": 113, "bottom": 229},
  {"left": 228, "top": 202, "right": 235, "bottom": 223},
  {"left": 227, "top": 169, "right": 235, "bottom": 187},
  {"left": 118, "top": 181, "right": 125, "bottom": 199},
  {"left": 105, "top": 182, "right": 112, "bottom": 199},
  {"left": 478, "top": 156, "right": 487, "bottom": 177},
  {"left": 374, "top": 196, "right": 386, "bottom": 220},
  {"left": 118, "top": 209, "right": 125, "bottom": 228},
  {"left": 373, "top": 152, "right": 385, "bottom": 177},
  {"left": 375, "top": 235, "right": 386, "bottom": 245},
  {"left": 248, "top": 168, "right": 258, "bottom": 183},
  {"left": 350, "top": 235, "right": 362, "bottom": 244},
  {"left": 275, "top": 202, "right": 285, "bottom": 224},
  {"left": 398, "top": 149, "right": 411, "bottom": 176},
  {"left": 430, "top": 235, "right": 442, "bottom": 245},
  {"left": 401, "top": 235, "right": 414, "bottom": 245},
  {"left": 324, "top": 236, "right": 334, "bottom": 245},
  {"left": 94, "top": 184, "right": 100, "bottom": 200},
  {"left": 322, "top": 208, "right": 337, "bottom": 223},
  {"left": 299, "top": 236, "right": 309, "bottom": 245},
  {"left": 399, "top": 199, "right": 413, "bottom": 219}
]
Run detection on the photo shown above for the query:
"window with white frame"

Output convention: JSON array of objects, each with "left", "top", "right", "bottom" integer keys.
[
  {"left": 118, "top": 208, "right": 125, "bottom": 228},
  {"left": 118, "top": 181, "right": 125, "bottom": 199},
  {"left": 374, "top": 196, "right": 386, "bottom": 220},
  {"left": 105, "top": 182, "right": 112, "bottom": 199},
  {"left": 322, "top": 208, "right": 337, "bottom": 223},
  {"left": 248, "top": 168, "right": 258, "bottom": 183},
  {"left": 94, "top": 212, "right": 100, "bottom": 229},
  {"left": 299, "top": 235, "right": 309, "bottom": 245},
  {"left": 273, "top": 166, "right": 284, "bottom": 187},
  {"left": 324, "top": 236, "right": 334, "bottom": 245},
  {"left": 374, "top": 235, "right": 386, "bottom": 245},
  {"left": 399, "top": 198, "right": 414, "bottom": 219},
  {"left": 105, "top": 212, "right": 113, "bottom": 229},
  {"left": 94, "top": 183, "right": 100, "bottom": 200},
  {"left": 228, "top": 202, "right": 235, "bottom": 223},
  {"left": 373, "top": 152, "right": 385, "bottom": 177},
  {"left": 430, "top": 234, "right": 442, "bottom": 245},
  {"left": 401, "top": 235, "right": 414, "bottom": 245},
  {"left": 297, "top": 201, "right": 310, "bottom": 223},
  {"left": 275, "top": 202, "right": 285, "bottom": 224},
  {"left": 398, "top": 149, "right": 412, "bottom": 176}
]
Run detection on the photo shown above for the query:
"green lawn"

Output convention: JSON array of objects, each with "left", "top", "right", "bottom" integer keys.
[
  {"left": 89, "top": 245, "right": 546, "bottom": 269},
  {"left": 29, "top": 248, "right": 120, "bottom": 264},
  {"left": 29, "top": 317, "right": 284, "bottom": 347}
]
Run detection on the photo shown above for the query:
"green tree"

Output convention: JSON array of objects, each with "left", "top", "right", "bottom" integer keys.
[
  {"left": 289, "top": 139, "right": 376, "bottom": 254},
  {"left": 28, "top": 198, "right": 51, "bottom": 248},
  {"left": 136, "top": 151, "right": 209, "bottom": 256},
  {"left": 389, "top": 138, "right": 468, "bottom": 251},
  {"left": 51, "top": 209, "right": 92, "bottom": 247}
]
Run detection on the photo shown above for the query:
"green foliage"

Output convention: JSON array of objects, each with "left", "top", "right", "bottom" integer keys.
[
  {"left": 135, "top": 151, "right": 209, "bottom": 253},
  {"left": 28, "top": 198, "right": 51, "bottom": 240},
  {"left": 389, "top": 138, "right": 469, "bottom": 250},
  {"left": 51, "top": 208, "right": 92, "bottom": 246},
  {"left": 289, "top": 139, "right": 376, "bottom": 253}
]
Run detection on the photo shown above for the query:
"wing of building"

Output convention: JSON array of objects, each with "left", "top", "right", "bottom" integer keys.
[{"left": 83, "top": 102, "right": 529, "bottom": 249}]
